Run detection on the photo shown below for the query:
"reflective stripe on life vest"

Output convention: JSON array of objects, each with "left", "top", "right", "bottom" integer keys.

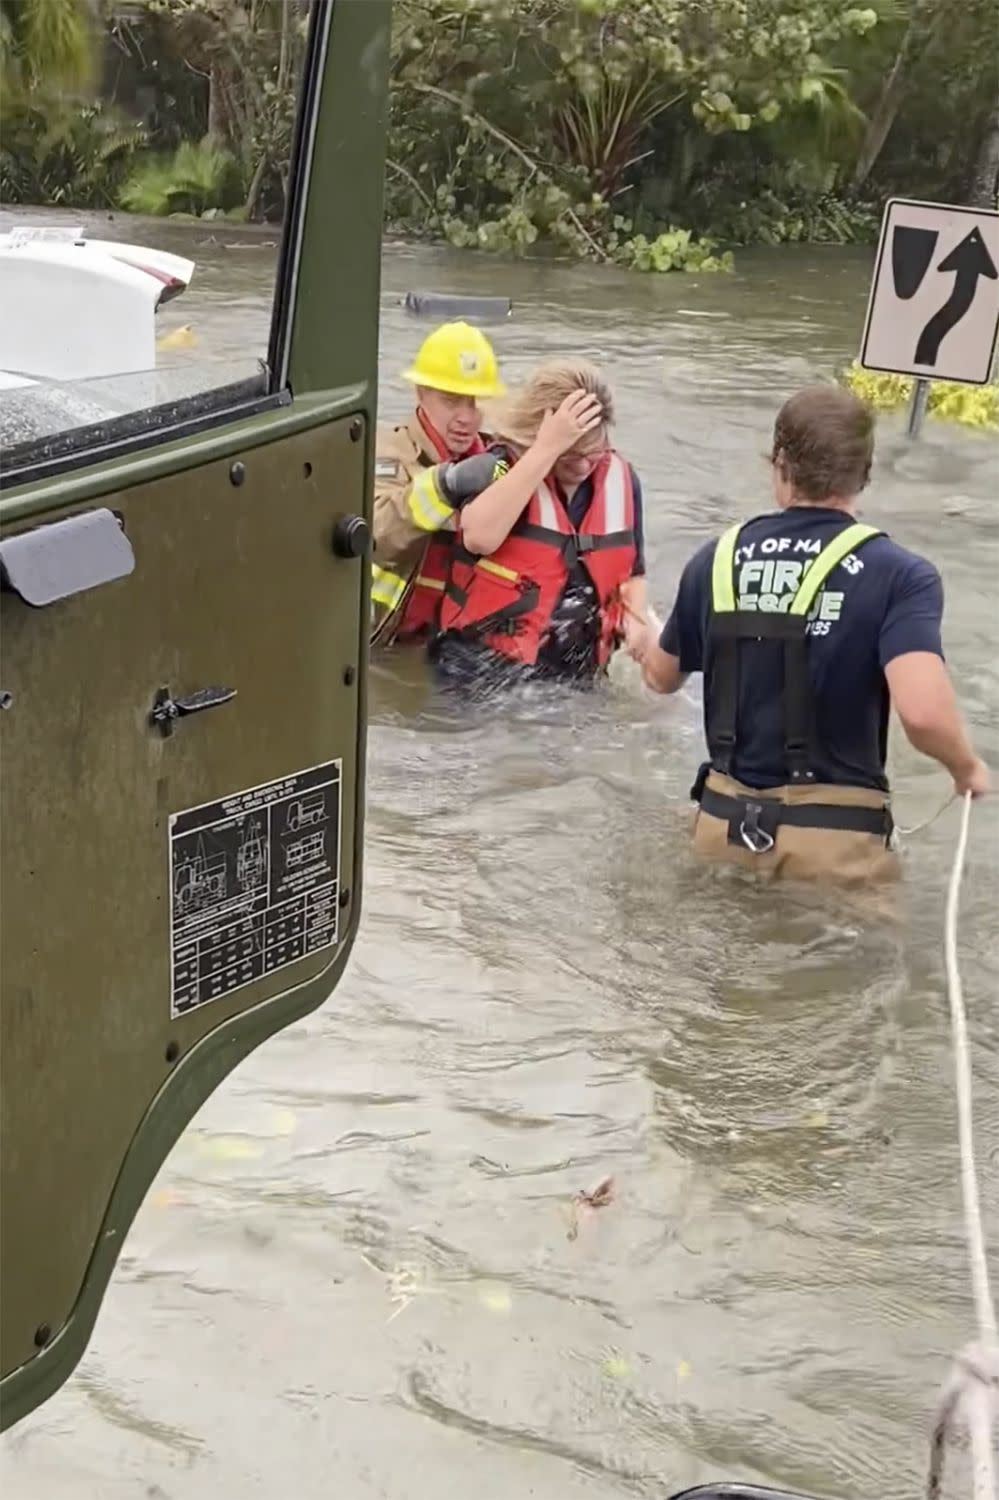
[
  {"left": 533, "top": 480, "right": 561, "bottom": 532},
  {"left": 602, "top": 454, "right": 629, "bottom": 533},
  {"left": 476, "top": 556, "right": 519, "bottom": 581}
]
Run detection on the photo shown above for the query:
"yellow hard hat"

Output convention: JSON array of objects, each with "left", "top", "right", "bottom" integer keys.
[{"left": 402, "top": 321, "right": 505, "bottom": 398}]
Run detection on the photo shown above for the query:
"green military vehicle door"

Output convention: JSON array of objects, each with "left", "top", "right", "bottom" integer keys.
[{"left": 0, "top": 0, "right": 391, "bottom": 1429}]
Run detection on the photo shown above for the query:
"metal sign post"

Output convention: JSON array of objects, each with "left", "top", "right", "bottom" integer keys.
[
  {"left": 906, "top": 377, "right": 931, "bottom": 439},
  {"left": 858, "top": 198, "right": 999, "bottom": 441}
]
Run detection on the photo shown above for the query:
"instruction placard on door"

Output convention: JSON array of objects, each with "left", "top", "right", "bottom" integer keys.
[
  {"left": 859, "top": 199, "right": 999, "bottom": 385},
  {"left": 169, "top": 761, "right": 341, "bottom": 1017}
]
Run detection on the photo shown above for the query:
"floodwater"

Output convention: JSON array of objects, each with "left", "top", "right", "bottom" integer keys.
[{"left": 2, "top": 209, "right": 999, "bottom": 1499}]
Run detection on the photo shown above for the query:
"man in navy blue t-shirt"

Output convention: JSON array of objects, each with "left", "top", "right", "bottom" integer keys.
[{"left": 634, "top": 385, "right": 989, "bottom": 883}]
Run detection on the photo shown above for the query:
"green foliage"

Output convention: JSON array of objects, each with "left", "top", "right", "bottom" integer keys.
[
  {"left": 854, "top": 0, "right": 998, "bottom": 202},
  {"left": 841, "top": 361, "right": 999, "bottom": 430},
  {"left": 620, "top": 228, "right": 735, "bottom": 273},
  {"left": 1, "top": 102, "right": 147, "bottom": 208},
  {"left": 384, "top": 0, "right": 947, "bottom": 268},
  {"left": 3, "top": 0, "right": 996, "bottom": 269},
  {"left": 123, "top": 0, "right": 312, "bottom": 220},
  {"left": 0, "top": 0, "right": 94, "bottom": 115},
  {"left": 384, "top": 0, "right": 888, "bottom": 262},
  {"left": 120, "top": 137, "right": 242, "bottom": 216},
  {"left": 690, "top": 170, "right": 881, "bottom": 246},
  {"left": 386, "top": 0, "right": 996, "bottom": 264}
]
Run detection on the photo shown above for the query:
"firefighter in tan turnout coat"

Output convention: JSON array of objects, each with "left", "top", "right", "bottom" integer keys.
[{"left": 370, "top": 322, "right": 505, "bottom": 645}]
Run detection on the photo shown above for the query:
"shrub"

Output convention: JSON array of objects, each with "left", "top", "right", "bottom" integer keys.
[{"left": 121, "top": 138, "right": 242, "bottom": 217}]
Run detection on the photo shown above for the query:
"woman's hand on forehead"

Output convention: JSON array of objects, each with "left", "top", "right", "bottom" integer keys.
[
  {"left": 571, "top": 427, "right": 609, "bottom": 459},
  {"left": 538, "top": 390, "right": 605, "bottom": 458}
]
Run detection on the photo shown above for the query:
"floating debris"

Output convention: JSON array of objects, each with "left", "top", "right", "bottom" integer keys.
[
  {"left": 470, "top": 1154, "right": 509, "bottom": 1176},
  {"left": 156, "top": 324, "right": 197, "bottom": 352},
  {"left": 386, "top": 1264, "right": 426, "bottom": 1322},
  {"left": 361, "top": 1256, "right": 441, "bottom": 1323},
  {"left": 567, "top": 1176, "right": 615, "bottom": 1241},
  {"left": 581, "top": 1178, "right": 615, "bottom": 1208}
]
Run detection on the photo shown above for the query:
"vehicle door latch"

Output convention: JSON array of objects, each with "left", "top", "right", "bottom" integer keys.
[{"left": 151, "top": 684, "right": 237, "bottom": 738}]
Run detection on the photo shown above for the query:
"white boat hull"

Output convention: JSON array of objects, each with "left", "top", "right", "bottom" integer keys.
[{"left": 0, "top": 226, "right": 195, "bottom": 386}]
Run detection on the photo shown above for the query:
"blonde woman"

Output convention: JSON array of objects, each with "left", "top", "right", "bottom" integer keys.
[{"left": 421, "top": 361, "right": 650, "bottom": 693}]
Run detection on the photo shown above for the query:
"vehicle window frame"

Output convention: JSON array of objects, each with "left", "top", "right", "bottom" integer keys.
[{"left": 0, "top": 0, "right": 334, "bottom": 494}]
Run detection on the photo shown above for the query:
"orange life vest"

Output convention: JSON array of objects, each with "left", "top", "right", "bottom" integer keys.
[
  {"left": 394, "top": 412, "right": 487, "bottom": 640},
  {"left": 438, "top": 451, "right": 636, "bottom": 667}
]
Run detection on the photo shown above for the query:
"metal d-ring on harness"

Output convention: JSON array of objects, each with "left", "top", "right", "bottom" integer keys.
[
  {"left": 700, "top": 519, "right": 890, "bottom": 853},
  {"left": 738, "top": 802, "right": 775, "bottom": 854}
]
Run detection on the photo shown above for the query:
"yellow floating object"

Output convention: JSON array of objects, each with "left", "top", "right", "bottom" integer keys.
[
  {"left": 477, "top": 1284, "right": 512, "bottom": 1314},
  {"left": 195, "top": 1134, "right": 263, "bottom": 1161},
  {"left": 157, "top": 324, "right": 198, "bottom": 352},
  {"left": 677, "top": 1360, "right": 691, "bottom": 1381},
  {"left": 602, "top": 1354, "right": 631, "bottom": 1379}
]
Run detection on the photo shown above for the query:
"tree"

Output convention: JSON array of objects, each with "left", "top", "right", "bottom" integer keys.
[
  {"left": 4, "top": 0, "right": 997, "bottom": 254},
  {"left": 123, "top": 0, "right": 311, "bottom": 219},
  {"left": 0, "top": 0, "right": 96, "bottom": 117},
  {"left": 969, "top": 105, "right": 999, "bottom": 209},
  {"left": 386, "top": 0, "right": 890, "bottom": 253},
  {"left": 850, "top": 0, "right": 998, "bottom": 196}
]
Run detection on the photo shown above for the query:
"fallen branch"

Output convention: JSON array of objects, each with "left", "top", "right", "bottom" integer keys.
[
  {"left": 386, "top": 157, "right": 436, "bottom": 214},
  {"left": 405, "top": 80, "right": 610, "bottom": 263},
  {"left": 567, "top": 1176, "right": 615, "bottom": 1240}
]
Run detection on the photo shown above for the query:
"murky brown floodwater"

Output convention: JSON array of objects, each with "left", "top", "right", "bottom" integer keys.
[{"left": 2, "top": 209, "right": 998, "bottom": 1499}]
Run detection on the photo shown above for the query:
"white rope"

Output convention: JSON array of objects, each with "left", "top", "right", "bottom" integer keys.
[
  {"left": 896, "top": 790, "right": 957, "bottom": 839},
  {"left": 927, "top": 792, "right": 999, "bottom": 1500},
  {"left": 945, "top": 795, "right": 997, "bottom": 1350}
]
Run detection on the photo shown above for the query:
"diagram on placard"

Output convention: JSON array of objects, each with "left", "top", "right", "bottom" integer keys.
[
  {"left": 173, "top": 835, "right": 227, "bottom": 916},
  {"left": 285, "top": 793, "right": 327, "bottom": 832},
  {"left": 236, "top": 816, "right": 267, "bottom": 890},
  {"left": 285, "top": 830, "right": 326, "bottom": 870},
  {"left": 169, "top": 761, "right": 342, "bottom": 1018}
]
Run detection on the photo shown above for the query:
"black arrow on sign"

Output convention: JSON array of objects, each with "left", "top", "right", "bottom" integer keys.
[
  {"left": 892, "top": 225, "right": 937, "bottom": 299},
  {"left": 914, "top": 226, "right": 998, "bottom": 367}
]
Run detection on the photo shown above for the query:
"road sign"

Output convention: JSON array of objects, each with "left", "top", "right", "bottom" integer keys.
[{"left": 859, "top": 198, "right": 999, "bottom": 386}]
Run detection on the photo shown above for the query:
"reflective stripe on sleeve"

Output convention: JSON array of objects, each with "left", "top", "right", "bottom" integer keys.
[
  {"left": 407, "top": 467, "right": 455, "bottom": 531},
  {"left": 371, "top": 563, "right": 408, "bottom": 609}
]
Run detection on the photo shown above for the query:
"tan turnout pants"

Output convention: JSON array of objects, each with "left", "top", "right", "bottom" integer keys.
[{"left": 692, "top": 770, "right": 900, "bottom": 885}]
